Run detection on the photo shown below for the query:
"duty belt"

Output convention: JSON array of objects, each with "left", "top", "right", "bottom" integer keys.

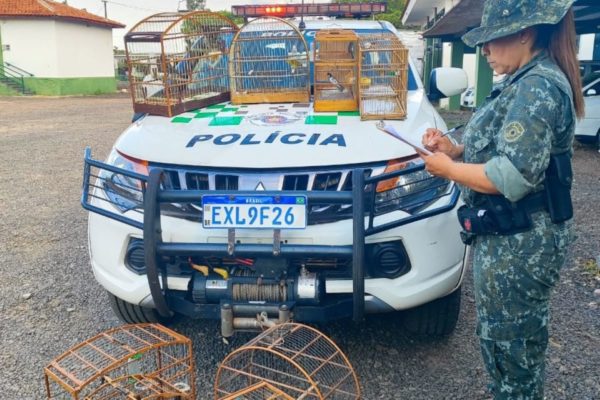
[{"left": 514, "top": 190, "right": 548, "bottom": 214}]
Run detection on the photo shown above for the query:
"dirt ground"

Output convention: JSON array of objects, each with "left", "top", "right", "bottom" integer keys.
[{"left": 0, "top": 94, "right": 598, "bottom": 399}]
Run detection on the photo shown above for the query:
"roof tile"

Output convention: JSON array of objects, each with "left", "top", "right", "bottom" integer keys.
[{"left": 0, "top": 0, "right": 125, "bottom": 28}]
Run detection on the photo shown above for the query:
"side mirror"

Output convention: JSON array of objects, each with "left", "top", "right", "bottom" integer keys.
[
  {"left": 428, "top": 67, "right": 468, "bottom": 101},
  {"left": 585, "top": 88, "right": 597, "bottom": 96}
]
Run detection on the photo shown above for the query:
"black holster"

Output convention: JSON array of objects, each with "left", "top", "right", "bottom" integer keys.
[{"left": 544, "top": 152, "right": 573, "bottom": 223}]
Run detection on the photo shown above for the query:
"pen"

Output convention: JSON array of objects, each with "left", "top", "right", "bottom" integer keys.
[
  {"left": 440, "top": 124, "right": 464, "bottom": 138},
  {"left": 426, "top": 124, "right": 464, "bottom": 148}
]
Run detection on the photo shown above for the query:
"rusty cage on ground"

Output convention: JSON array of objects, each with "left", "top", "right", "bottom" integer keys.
[
  {"left": 44, "top": 324, "right": 195, "bottom": 399},
  {"left": 124, "top": 11, "right": 239, "bottom": 117},
  {"left": 214, "top": 323, "right": 360, "bottom": 399}
]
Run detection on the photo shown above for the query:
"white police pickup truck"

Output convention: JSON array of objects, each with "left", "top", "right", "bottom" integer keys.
[{"left": 82, "top": 18, "right": 468, "bottom": 337}]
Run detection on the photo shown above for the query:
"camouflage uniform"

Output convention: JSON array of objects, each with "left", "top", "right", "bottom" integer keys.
[
  {"left": 459, "top": 1, "right": 577, "bottom": 397},
  {"left": 460, "top": 51, "right": 575, "bottom": 400}
]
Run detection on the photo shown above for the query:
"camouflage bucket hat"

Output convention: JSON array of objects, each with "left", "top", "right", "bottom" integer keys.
[{"left": 462, "top": 0, "right": 575, "bottom": 47}]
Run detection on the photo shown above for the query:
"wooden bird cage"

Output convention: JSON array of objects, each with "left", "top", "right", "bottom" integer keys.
[
  {"left": 214, "top": 323, "right": 361, "bottom": 400},
  {"left": 125, "top": 11, "right": 238, "bottom": 117},
  {"left": 358, "top": 33, "right": 409, "bottom": 120},
  {"left": 313, "top": 30, "right": 359, "bottom": 112},
  {"left": 44, "top": 324, "right": 195, "bottom": 400},
  {"left": 230, "top": 17, "right": 310, "bottom": 104}
]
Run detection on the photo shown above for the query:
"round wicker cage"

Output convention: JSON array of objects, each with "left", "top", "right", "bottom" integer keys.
[
  {"left": 125, "top": 11, "right": 239, "bottom": 117},
  {"left": 229, "top": 17, "right": 310, "bottom": 104},
  {"left": 214, "top": 323, "right": 360, "bottom": 400}
]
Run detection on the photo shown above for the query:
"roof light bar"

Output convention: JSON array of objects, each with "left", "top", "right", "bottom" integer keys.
[{"left": 232, "top": 2, "right": 387, "bottom": 19}]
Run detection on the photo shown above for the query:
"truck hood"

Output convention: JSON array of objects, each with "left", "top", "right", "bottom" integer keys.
[{"left": 116, "top": 90, "right": 444, "bottom": 169}]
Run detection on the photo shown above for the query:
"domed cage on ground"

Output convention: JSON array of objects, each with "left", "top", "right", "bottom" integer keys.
[
  {"left": 229, "top": 17, "right": 310, "bottom": 104},
  {"left": 124, "top": 11, "right": 239, "bottom": 117},
  {"left": 43, "top": 323, "right": 195, "bottom": 399},
  {"left": 221, "top": 381, "right": 295, "bottom": 400},
  {"left": 313, "top": 30, "right": 359, "bottom": 112},
  {"left": 358, "top": 32, "right": 408, "bottom": 120},
  {"left": 214, "top": 323, "right": 360, "bottom": 400}
]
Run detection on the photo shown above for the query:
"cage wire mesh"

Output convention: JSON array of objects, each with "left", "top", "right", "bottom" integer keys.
[
  {"left": 230, "top": 17, "right": 310, "bottom": 104},
  {"left": 220, "top": 382, "right": 295, "bottom": 400},
  {"left": 44, "top": 324, "right": 195, "bottom": 399},
  {"left": 214, "top": 323, "right": 360, "bottom": 400},
  {"left": 125, "top": 11, "right": 239, "bottom": 117},
  {"left": 313, "top": 30, "right": 359, "bottom": 112},
  {"left": 358, "top": 33, "right": 409, "bottom": 120}
]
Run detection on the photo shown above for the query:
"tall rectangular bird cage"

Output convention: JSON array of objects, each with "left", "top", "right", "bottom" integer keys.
[
  {"left": 44, "top": 323, "right": 196, "bottom": 399},
  {"left": 313, "top": 30, "right": 359, "bottom": 112},
  {"left": 125, "top": 11, "right": 239, "bottom": 117},
  {"left": 358, "top": 33, "right": 409, "bottom": 120}
]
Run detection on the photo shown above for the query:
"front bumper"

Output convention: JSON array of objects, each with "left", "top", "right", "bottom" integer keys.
[{"left": 84, "top": 149, "right": 466, "bottom": 322}]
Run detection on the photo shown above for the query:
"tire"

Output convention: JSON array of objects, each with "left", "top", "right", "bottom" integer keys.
[
  {"left": 107, "top": 292, "right": 174, "bottom": 325},
  {"left": 402, "top": 286, "right": 461, "bottom": 337}
]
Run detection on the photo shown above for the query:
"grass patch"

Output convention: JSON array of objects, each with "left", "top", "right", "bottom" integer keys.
[{"left": 578, "top": 258, "right": 600, "bottom": 278}]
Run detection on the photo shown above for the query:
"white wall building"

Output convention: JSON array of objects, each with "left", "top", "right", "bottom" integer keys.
[{"left": 0, "top": 0, "right": 124, "bottom": 95}]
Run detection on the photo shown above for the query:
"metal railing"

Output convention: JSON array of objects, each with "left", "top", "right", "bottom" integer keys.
[{"left": 0, "top": 62, "right": 34, "bottom": 94}]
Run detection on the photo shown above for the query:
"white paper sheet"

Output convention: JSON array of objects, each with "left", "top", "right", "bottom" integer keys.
[{"left": 376, "top": 122, "right": 433, "bottom": 155}]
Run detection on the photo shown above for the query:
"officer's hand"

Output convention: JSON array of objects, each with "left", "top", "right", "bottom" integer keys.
[
  {"left": 422, "top": 128, "right": 455, "bottom": 156},
  {"left": 422, "top": 128, "right": 442, "bottom": 148},
  {"left": 418, "top": 151, "right": 454, "bottom": 179}
]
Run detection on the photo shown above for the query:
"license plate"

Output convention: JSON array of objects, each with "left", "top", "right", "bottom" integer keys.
[{"left": 202, "top": 195, "right": 307, "bottom": 229}]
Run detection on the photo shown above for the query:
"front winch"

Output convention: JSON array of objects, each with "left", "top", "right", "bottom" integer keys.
[
  {"left": 190, "top": 265, "right": 323, "bottom": 336},
  {"left": 190, "top": 267, "right": 322, "bottom": 305}
]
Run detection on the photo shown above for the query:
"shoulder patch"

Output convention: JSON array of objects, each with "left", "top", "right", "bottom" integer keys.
[{"left": 503, "top": 121, "right": 525, "bottom": 142}]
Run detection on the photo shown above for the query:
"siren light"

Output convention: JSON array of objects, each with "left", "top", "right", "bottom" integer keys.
[{"left": 231, "top": 2, "right": 386, "bottom": 19}]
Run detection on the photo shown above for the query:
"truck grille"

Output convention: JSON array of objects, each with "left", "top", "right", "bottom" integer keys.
[
  {"left": 160, "top": 166, "right": 379, "bottom": 192},
  {"left": 157, "top": 165, "right": 382, "bottom": 225}
]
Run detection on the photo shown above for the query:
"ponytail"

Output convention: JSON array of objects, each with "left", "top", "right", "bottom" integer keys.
[{"left": 536, "top": 9, "right": 585, "bottom": 119}]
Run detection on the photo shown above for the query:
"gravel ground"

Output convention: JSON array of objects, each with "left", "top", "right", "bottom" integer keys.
[{"left": 0, "top": 95, "right": 598, "bottom": 399}]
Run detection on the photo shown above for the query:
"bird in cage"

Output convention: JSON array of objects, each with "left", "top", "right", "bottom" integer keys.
[{"left": 327, "top": 72, "right": 344, "bottom": 92}]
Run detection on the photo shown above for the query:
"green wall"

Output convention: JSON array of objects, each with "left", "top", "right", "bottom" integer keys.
[
  {"left": 23, "top": 76, "right": 117, "bottom": 95},
  {"left": 0, "top": 82, "right": 17, "bottom": 95},
  {"left": 474, "top": 47, "right": 493, "bottom": 107}
]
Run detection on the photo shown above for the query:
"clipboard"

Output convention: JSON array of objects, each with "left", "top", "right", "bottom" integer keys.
[{"left": 376, "top": 121, "right": 432, "bottom": 156}]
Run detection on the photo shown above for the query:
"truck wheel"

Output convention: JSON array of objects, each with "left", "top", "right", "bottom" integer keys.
[
  {"left": 108, "top": 293, "right": 173, "bottom": 324},
  {"left": 402, "top": 286, "right": 461, "bottom": 337}
]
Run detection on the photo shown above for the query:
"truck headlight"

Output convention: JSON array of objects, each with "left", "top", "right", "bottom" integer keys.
[
  {"left": 99, "top": 149, "right": 148, "bottom": 212},
  {"left": 374, "top": 158, "right": 451, "bottom": 215}
]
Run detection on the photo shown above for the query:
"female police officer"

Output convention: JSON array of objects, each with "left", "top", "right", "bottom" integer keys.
[{"left": 421, "top": 1, "right": 584, "bottom": 398}]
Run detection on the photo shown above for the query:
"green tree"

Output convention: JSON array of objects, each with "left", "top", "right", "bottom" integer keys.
[
  {"left": 216, "top": 10, "right": 244, "bottom": 26},
  {"left": 186, "top": 0, "right": 205, "bottom": 10},
  {"left": 332, "top": 0, "right": 407, "bottom": 28}
]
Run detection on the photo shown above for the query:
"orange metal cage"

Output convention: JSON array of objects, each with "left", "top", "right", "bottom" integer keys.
[
  {"left": 44, "top": 324, "right": 195, "bottom": 400},
  {"left": 215, "top": 323, "right": 360, "bottom": 400}
]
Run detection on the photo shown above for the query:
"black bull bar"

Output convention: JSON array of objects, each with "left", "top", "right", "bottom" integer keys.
[{"left": 82, "top": 148, "right": 460, "bottom": 322}]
